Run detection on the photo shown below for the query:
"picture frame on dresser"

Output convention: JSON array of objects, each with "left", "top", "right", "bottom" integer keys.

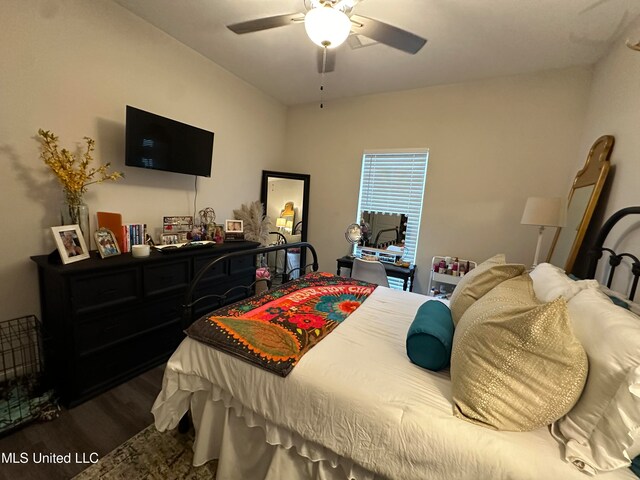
[
  {"left": 224, "top": 219, "right": 245, "bottom": 241},
  {"left": 51, "top": 224, "right": 90, "bottom": 264},
  {"left": 94, "top": 227, "right": 121, "bottom": 258},
  {"left": 225, "top": 219, "right": 243, "bottom": 233},
  {"left": 161, "top": 233, "right": 180, "bottom": 245}
]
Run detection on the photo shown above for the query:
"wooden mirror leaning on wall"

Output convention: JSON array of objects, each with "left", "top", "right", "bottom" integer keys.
[{"left": 547, "top": 135, "right": 614, "bottom": 273}]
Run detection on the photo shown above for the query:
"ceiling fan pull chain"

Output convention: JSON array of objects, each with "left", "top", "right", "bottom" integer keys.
[{"left": 320, "top": 47, "right": 327, "bottom": 108}]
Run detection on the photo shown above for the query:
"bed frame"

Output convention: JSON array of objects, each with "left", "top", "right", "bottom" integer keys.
[
  {"left": 177, "top": 241, "right": 318, "bottom": 433},
  {"left": 585, "top": 206, "right": 640, "bottom": 301},
  {"left": 181, "top": 241, "right": 319, "bottom": 329}
]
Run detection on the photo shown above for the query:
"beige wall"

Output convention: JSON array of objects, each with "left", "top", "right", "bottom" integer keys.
[
  {"left": 574, "top": 17, "right": 640, "bottom": 293},
  {"left": 0, "top": 0, "right": 287, "bottom": 319},
  {"left": 284, "top": 68, "right": 593, "bottom": 292},
  {"left": 5, "top": 0, "right": 630, "bottom": 318}
]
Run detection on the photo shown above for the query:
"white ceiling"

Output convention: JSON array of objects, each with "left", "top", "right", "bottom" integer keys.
[{"left": 112, "top": 0, "right": 640, "bottom": 106}]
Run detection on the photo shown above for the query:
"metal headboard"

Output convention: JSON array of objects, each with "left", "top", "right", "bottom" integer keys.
[
  {"left": 182, "top": 242, "right": 319, "bottom": 327},
  {"left": 585, "top": 206, "right": 640, "bottom": 301}
]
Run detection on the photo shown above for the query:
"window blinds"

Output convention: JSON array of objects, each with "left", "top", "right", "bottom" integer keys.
[{"left": 357, "top": 150, "right": 428, "bottom": 265}]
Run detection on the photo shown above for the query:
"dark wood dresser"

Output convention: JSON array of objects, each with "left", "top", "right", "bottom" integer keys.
[{"left": 31, "top": 241, "right": 259, "bottom": 407}]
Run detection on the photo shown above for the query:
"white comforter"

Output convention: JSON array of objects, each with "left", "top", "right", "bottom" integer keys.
[{"left": 152, "top": 287, "right": 634, "bottom": 480}]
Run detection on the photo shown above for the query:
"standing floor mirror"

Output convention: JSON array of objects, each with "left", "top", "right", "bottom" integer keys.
[
  {"left": 261, "top": 171, "right": 310, "bottom": 278},
  {"left": 548, "top": 135, "right": 614, "bottom": 272}
]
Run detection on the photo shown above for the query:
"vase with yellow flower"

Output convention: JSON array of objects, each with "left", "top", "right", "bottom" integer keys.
[{"left": 38, "top": 129, "right": 123, "bottom": 247}]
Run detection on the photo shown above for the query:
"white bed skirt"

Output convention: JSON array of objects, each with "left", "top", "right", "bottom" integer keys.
[{"left": 154, "top": 372, "right": 380, "bottom": 480}]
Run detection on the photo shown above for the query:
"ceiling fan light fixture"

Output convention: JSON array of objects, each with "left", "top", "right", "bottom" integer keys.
[{"left": 304, "top": 6, "right": 351, "bottom": 49}]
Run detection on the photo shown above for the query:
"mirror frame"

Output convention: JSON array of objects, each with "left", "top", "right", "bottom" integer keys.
[
  {"left": 261, "top": 170, "right": 310, "bottom": 281},
  {"left": 547, "top": 135, "right": 614, "bottom": 272},
  {"left": 261, "top": 171, "right": 310, "bottom": 243}
]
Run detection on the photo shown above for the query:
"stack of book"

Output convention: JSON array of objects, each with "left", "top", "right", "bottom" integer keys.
[{"left": 121, "top": 223, "right": 147, "bottom": 253}]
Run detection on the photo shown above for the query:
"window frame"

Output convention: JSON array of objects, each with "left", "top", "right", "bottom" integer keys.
[{"left": 355, "top": 149, "right": 429, "bottom": 274}]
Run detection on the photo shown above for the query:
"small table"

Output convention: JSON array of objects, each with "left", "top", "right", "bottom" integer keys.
[{"left": 336, "top": 256, "right": 416, "bottom": 292}]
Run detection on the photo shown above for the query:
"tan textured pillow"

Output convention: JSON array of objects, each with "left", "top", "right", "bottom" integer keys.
[
  {"left": 449, "top": 254, "right": 525, "bottom": 325},
  {"left": 451, "top": 274, "right": 588, "bottom": 432}
]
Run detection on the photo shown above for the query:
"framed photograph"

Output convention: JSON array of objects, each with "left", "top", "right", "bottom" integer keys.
[
  {"left": 162, "top": 215, "right": 193, "bottom": 234},
  {"left": 224, "top": 219, "right": 244, "bottom": 233},
  {"left": 161, "top": 233, "right": 180, "bottom": 245},
  {"left": 52, "top": 225, "right": 90, "bottom": 264},
  {"left": 213, "top": 224, "right": 225, "bottom": 243},
  {"left": 94, "top": 227, "right": 121, "bottom": 258}
]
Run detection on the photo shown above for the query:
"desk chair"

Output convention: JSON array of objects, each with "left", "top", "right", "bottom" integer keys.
[{"left": 351, "top": 258, "right": 390, "bottom": 287}]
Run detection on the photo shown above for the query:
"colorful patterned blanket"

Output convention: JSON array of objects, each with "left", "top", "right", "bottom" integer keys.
[{"left": 185, "top": 272, "right": 376, "bottom": 377}]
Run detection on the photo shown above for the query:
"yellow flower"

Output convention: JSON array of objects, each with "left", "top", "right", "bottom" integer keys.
[{"left": 38, "top": 129, "right": 123, "bottom": 204}]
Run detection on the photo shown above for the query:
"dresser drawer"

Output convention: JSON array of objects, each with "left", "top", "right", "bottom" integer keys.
[
  {"left": 192, "top": 273, "right": 255, "bottom": 319},
  {"left": 143, "top": 259, "right": 190, "bottom": 296},
  {"left": 193, "top": 255, "right": 226, "bottom": 281},
  {"left": 76, "top": 295, "right": 182, "bottom": 355},
  {"left": 71, "top": 269, "right": 139, "bottom": 314},
  {"left": 75, "top": 322, "right": 183, "bottom": 398},
  {"left": 230, "top": 255, "right": 256, "bottom": 275}
]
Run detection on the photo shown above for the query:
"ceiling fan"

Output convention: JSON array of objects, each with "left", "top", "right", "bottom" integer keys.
[{"left": 226, "top": 0, "right": 427, "bottom": 73}]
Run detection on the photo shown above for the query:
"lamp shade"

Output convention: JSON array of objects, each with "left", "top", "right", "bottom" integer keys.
[
  {"left": 276, "top": 217, "right": 287, "bottom": 228},
  {"left": 304, "top": 6, "right": 351, "bottom": 48},
  {"left": 520, "top": 197, "right": 567, "bottom": 227}
]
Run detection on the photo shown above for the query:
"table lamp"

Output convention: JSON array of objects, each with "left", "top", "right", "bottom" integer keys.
[
  {"left": 276, "top": 217, "right": 287, "bottom": 231},
  {"left": 521, "top": 197, "right": 567, "bottom": 267}
]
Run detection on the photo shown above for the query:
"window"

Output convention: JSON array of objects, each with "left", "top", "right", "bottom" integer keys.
[{"left": 356, "top": 149, "right": 429, "bottom": 288}]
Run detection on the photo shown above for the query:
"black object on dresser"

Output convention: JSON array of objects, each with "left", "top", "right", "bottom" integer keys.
[{"left": 31, "top": 241, "right": 259, "bottom": 407}]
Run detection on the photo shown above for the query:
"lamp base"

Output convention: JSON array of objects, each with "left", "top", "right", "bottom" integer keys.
[{"left": 532, "top": 226, "right": 545, "bottom": 267}]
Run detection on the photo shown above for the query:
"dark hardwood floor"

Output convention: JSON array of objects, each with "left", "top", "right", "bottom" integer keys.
[{"left": 0, "top": 365, "right": 165, "bottom": 480}]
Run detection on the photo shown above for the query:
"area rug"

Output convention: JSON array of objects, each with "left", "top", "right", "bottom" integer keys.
[{"left": 73, "top": 424, "right": 217, "bottom": 479}]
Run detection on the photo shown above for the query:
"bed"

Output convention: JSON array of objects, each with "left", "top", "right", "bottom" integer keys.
[{"left": 152, "top": 208, "right": 640, "bottom": 480}]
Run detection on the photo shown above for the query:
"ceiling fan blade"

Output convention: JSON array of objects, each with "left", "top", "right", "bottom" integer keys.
[
  {"left": 317, "top": 48, "right": 336, "bottom": 73},
  {"left": 227, "top": 13, "right": 304, "bottom": 34},
  {"left": 349, "top": 14, "right": 427, "bottom": 54}
]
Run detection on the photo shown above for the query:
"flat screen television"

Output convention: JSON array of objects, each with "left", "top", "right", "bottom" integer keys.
[{"left": 125, "top": 105, "right": 214, "bottom": 177}]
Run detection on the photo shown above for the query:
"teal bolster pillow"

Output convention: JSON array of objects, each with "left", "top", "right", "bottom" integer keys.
[
  {"left": 406, "top": 300, "right": 454, "bottom": 371},
  {"left": 631, "top": 456, "right": 640, "bottom": 478}
]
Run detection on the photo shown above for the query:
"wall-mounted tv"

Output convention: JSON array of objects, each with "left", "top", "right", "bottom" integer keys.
[{"left": 125, "top": 106, "right": 214, "bottom": 177}]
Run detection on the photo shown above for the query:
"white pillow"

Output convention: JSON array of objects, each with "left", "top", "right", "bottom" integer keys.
[
  {"left": 529, "top": 263, "right": 598, "bottom": 303},
  {"left": 628, "top": 427, "right": 640, "bottom": 458},
  {"left": 600, "top": 284, "right": 640, "bottom": 317},
  {"left": 551, "top": 288, "right": 640, "bottom": 474}
]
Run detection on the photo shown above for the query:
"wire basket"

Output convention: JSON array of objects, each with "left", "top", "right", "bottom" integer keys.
[{"left": 0, "top": 315, "right": 56, "bottom": 436}]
